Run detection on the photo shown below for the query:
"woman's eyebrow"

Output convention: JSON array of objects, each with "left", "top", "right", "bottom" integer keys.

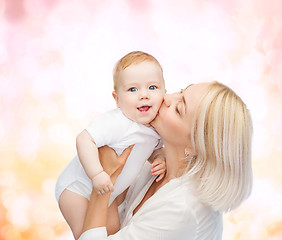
[
  {"left": 184, "top": 84, "right": 194, "bottom": 91},
  {"left": 182, "top": 95, "right": 187, "bottom": 114},
  {"left": 182, "top": 84, "right": 194, "bottom": 114}
]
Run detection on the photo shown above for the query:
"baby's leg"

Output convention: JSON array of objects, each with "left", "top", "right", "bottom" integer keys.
[
  {"left": 59, "top": 189, "right": 88, "bottom": 240},
  {"left": 106, "top": 199, "right": 120, "bottom": 235}
]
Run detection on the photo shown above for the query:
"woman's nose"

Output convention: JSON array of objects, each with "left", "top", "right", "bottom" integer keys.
[
  {"left": 163, "top": 94, "right": 173, "bottom": 107},
  {"left": 164, "top": 93, "right": 179, "bottom": 107}
]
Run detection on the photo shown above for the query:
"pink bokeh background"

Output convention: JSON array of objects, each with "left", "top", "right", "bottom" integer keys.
[{"left": 0, "top": 0, "right": 282, "bottom": 239}]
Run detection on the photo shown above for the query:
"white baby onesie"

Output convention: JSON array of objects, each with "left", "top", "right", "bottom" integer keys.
[{"left": 55, "top": 108, "right": 162, "bottom": 206}]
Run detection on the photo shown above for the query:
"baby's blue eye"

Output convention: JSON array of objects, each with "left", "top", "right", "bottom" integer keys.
[
  {"left": 149, "top": 85, "right": 157, "bottom": 90},
  {"left": 129, "top": 87, "right": 137, "bottom": 92}
]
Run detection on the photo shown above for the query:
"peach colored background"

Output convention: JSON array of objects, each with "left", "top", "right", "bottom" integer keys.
[{"left": 0, "top": 0, "right": 282, "bottom": 239}]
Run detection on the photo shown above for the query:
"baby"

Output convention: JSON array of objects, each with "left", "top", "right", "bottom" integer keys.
[{"left": 55, "top": 51, "right": 166, "bottom": 239}]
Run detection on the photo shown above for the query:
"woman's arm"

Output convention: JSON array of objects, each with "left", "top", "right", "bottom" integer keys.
[{"left": 81, "top": 145, "right": 134, "bottom": 235}]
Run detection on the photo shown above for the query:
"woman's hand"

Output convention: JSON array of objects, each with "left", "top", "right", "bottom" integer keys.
[
  {"left": 81, "top": 145, "right": 134, "bottom": 234},
  {"left": 98, "top": 145, "right": 134, "bottom": 184}
]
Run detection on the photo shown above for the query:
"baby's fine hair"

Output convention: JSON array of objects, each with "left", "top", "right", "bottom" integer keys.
[{"left": 113, "top": 51, "right": 163, "bottom": 91}]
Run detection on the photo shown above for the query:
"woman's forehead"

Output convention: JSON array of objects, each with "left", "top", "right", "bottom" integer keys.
[{"left": 183, "top": 82, "right": 211, "bottom": 110}]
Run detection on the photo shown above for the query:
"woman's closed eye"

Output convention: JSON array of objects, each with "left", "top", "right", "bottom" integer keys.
[
  {"left": 175, "top": 97, "right": 186, "bottom": 116},
  {"left": 178, "top": 89, "right": 187, "bottom": 116},
  {"left": 175, "top": 104, "right": 181, "bottom": 115},
  {"left": 175, "top": 101, "right": 184, "bottom": 116}
]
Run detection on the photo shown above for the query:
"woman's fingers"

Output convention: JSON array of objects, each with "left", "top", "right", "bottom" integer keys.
[
  {"left": 109, "top": 185, "right": 114, "bottom": 192},
  {"left": 110, "top": 145, "right": 134, "bottom": 184},
  {"left": 118, "top": 145, "right": 134, "bottom": 166}
]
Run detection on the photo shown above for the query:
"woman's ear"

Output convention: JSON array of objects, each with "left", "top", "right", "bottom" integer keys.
[
  {"left": 112, "top": 91, "right": 119, "bottom": 107},
  {"left": 184, "top": 146, "right": 197, "bottom": 157}
]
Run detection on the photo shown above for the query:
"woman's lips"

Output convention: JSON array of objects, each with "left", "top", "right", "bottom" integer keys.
[{"left": 137, "top": 106, "right": 151, "bottom": 112}]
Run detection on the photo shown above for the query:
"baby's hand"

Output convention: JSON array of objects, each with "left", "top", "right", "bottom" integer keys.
[
  {"left": 151, "top": 156, "right": 166, "bottom": 182},
  {"left": 92, "top": 171, "right": 114, "bottom": 195}
]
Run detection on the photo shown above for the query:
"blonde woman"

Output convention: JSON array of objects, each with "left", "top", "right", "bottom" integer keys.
[{"left": 79, "top": 81, "right": 253, "bottom": 240}]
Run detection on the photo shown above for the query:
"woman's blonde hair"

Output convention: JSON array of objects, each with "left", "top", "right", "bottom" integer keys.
[
  {"left": 187, "top": 81, "right": 253, "bottom": 212},
  {"left": 113, "top": 51, "right": 164, "bottom": 91}
]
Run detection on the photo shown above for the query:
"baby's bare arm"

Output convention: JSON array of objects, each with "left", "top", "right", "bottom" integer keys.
[
  {"left": 76, "top": 130, "right": 103, "bottom": 179},
  {"left": 76, "top": 130, "right": 114, "bottom": 194}
]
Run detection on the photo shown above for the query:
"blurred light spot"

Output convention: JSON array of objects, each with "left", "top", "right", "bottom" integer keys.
[
  {"left": 248, "top": 179, "right": 282, "bottom": 214},
  {"left": 252, "top": 123, "right": 269, "bottom": 159},
  {"left": 42, "top": 100, "right": 58, "bottom": 119},
  {"left": 37, "top": 226, "right": 55, "bottom": 240},
  {"left": 42, "top": 178, "right": 56, "bottom": 196},
  {"left": 31, "top": 68, "right": 61, "bottom": 99},
  {"left": 54, "top": 231, "right": 74, "bottom": 240},
  {"left": 4, "top": 0, "right": 25, "bottom": 22},
  {"left": 18, "top": 57, "right": 39, "bottom": 78},
  {"left": 16, "top": 124, "right": 40, "bottom": 160},
  {"left": 64, "top": 94, "right": 89, "bottom": 119},
  {"left": 0, "top": 119, "right": 5, "bottom": 141},
  {"left": 0, "top": 224, "right": 22, "bottom": 240},
  {"left": 266, "top": 49, "right": 282, "bottom": 68},
  {"left": 6, "top": 193, "right": 31, "bottom": 230},
  {"left": 22, "top": 109, "right": 41, "bottom": 129},
  {"left": 0, "top": 0, "right": 5, "bottom": 18},
  {"left": 48, "top": 124, "right": 71, "bottom": 145},
  {"left": 24, "top": 0, "right": 56, "bottom": 18},
  {"left": 0, "top": 171, "right": 16, "bottom": 188},
  {"left": 2, "top": 189, "right": 17, "bottom": 209},
  {"left": 0, "top": 43, "right": 8, "bottom": 64},
  {"left": 239, "top": 83, "right": 267, "bottom": 122}
]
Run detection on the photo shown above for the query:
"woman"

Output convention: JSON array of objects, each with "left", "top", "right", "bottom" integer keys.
[{"left": 78, "top": 81, "right": 253, "bottom": 240}]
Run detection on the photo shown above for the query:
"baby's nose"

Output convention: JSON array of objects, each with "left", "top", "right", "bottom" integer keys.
[{"left": 139, "top": 89, "right": 149, "bottom": 100}]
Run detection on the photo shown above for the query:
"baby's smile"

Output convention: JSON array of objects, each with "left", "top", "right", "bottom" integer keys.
[{"left": 137, "top": 105, "right": 151, "bottom": 112}]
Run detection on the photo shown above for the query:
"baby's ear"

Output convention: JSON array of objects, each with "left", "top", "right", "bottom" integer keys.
[{"left": 112, "top": 91, "right": 119, "bottom": 107}]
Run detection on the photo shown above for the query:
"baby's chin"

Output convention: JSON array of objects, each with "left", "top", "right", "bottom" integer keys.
[
  {"left": 136, "top": 118, "right": 154, "bottom": 127},
  {"left": 137, "top": 120, "right": 152, "bottom": 127}
]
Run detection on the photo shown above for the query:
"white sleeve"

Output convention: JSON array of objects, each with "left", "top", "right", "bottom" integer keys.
[
  {"left": 78, "top": 200, "right": 197, "bottom": 240},
  {"left": 79, "top": 227, "right": 107, "bottom": 240},
  {"left": 86, "top": 109, "right": 130, "bottom": 147}
]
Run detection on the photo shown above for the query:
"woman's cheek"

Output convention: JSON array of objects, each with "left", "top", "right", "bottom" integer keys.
[{"left": 162, "top": 112, "right": 180, "bottom": 132}]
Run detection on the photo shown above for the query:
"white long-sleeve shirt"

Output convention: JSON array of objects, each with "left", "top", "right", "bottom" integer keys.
[{"left": 79, "top": 162, "right": 223, "bottom": 240}]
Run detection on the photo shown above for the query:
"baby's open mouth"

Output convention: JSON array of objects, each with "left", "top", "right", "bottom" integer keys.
[{"left": 137, "top": 106, "right": 151, "bottom": 112}]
